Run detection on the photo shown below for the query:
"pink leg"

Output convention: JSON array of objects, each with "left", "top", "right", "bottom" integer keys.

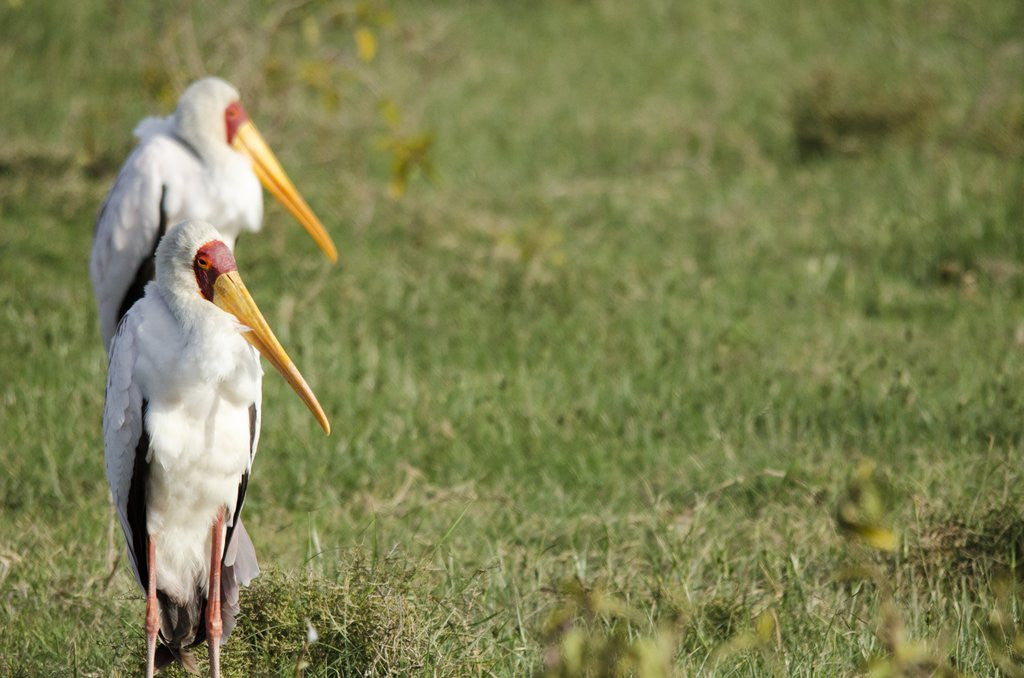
[
  {"left": 145, "top": 536, "right": 159, "bottom": 678},
  {"left": 207, "top": 508, "right": 225, "bottom": 678}
]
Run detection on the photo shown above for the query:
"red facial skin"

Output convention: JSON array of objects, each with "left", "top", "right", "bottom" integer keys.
[
  {"left": 193, "top": 240, "right": 238, "bottom": 301},
  {"left": 224, "top": 101, "right": 250, "bottom": 144}
]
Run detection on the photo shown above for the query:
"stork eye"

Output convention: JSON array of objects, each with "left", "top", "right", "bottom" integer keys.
[{"left": 197, "top": 256, "right": 211, "bottom": 270}]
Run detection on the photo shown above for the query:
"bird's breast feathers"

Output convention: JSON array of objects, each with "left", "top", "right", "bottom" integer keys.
[{"left": 130, "top": 295, "right": 262, "bottom": 469}]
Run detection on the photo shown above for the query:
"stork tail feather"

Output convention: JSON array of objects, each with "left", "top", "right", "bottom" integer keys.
[{"left": 155, "top": 645, "right": 198, "bottom": 674}]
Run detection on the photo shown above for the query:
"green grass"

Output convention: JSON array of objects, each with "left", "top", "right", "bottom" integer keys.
[{"left": 2, "top": 0, "right": 1024, "bottom": 674}]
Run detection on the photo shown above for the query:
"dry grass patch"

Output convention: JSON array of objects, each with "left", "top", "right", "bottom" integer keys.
[
  {"left": 155, "top": 558, "right": 493, "bottom": 677},
  {"left": 912, "top": 505, "right": 1024, "bottom": 585},
  {"left": 792, "top": 67, "right": 934, "bottom": 159}
]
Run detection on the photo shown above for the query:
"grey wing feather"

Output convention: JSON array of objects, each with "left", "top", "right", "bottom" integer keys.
[
  {"left": 103, "top": 308, "right": 147, "bottom": 586},
  {"left": 90, "top": 139, "right": 167, "bottom": 351},
  {"left": 223, "top": 398, "right": 262, "bottom": 580},
  {"left": 220, "top": 518, "right": 259, "bottom": 643},
  {"left": 220, "top": 399, "right": 262, "bottom": 643},
  {"left": 248, "top": 390, "right": 263, "bottom": 471}
]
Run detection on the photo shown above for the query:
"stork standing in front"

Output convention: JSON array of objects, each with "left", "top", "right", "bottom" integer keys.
[
  {"left": 91, "top": 76, "right": 338, "bottom": 352},
  {"left": 104, "top": 220, "right": 331, "bottom": 676}
]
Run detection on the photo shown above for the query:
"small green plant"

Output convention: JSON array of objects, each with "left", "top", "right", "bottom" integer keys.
[
  {"left": 539, "top": 578, "right": 673, "bottom": 678},
  {"left": 836, "top": 458, "right": 899, "bottom": 552},
  {"left": 859, "top": 601, "right": 958, "bottom": 678},
  {"left": 709, "top": 609, "right": 782, "bottom": 673},
  {"left": 376, "top": 99, "right": 436, "bottom": 198},
  {"left": 983, "top": 575, "right": 1024, "bottom": 676},
  {"left": 834, "top": 460, "right": 959, "bottom": 677}
]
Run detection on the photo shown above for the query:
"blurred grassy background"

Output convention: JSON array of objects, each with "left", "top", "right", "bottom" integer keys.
[{"left": 2, "top": 0, "right": 1024, "bottom": 674}]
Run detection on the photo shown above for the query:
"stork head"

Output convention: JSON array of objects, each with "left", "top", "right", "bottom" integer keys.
[
  {"left": 173, "top": 77, "right": 338, "bottom": 264},
  {"left": 156, "top": 220, "right": 331, "bottom": 435}
]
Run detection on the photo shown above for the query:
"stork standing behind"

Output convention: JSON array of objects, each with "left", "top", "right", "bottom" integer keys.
[
  {"left": 91, "top": 76, "right": 338, "bottom": 352},
  {"left": 103, "top": 220, "right": 330, "bottom": 676}
]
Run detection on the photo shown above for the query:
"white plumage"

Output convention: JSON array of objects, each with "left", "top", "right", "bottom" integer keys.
[{"left": 106, "top": 280, "right": 261, "bottom": 602}]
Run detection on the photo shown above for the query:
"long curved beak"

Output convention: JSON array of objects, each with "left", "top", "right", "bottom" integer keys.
[
  {"left": 232, "top": 121, "right": 339, "bottom": 264},
  {"left": 213, "top": 271, "right": 331, "bottom": 435}
]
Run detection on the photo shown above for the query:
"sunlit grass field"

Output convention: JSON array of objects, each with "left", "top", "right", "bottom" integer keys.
[{"left": 3, "top": 0, "right": 1024, "bottom": 674}]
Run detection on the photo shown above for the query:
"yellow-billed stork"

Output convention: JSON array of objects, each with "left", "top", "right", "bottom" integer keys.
[{"left": 103, "top": 219, "right": 330, "bottom": 676}]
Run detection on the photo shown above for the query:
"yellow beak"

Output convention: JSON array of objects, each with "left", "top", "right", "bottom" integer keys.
[
  {"left": 213, "top": 271, "right": 331, "bottom": 435},
  {"left": 232, "top": 120, "right": 339, "bottom": 264}
]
